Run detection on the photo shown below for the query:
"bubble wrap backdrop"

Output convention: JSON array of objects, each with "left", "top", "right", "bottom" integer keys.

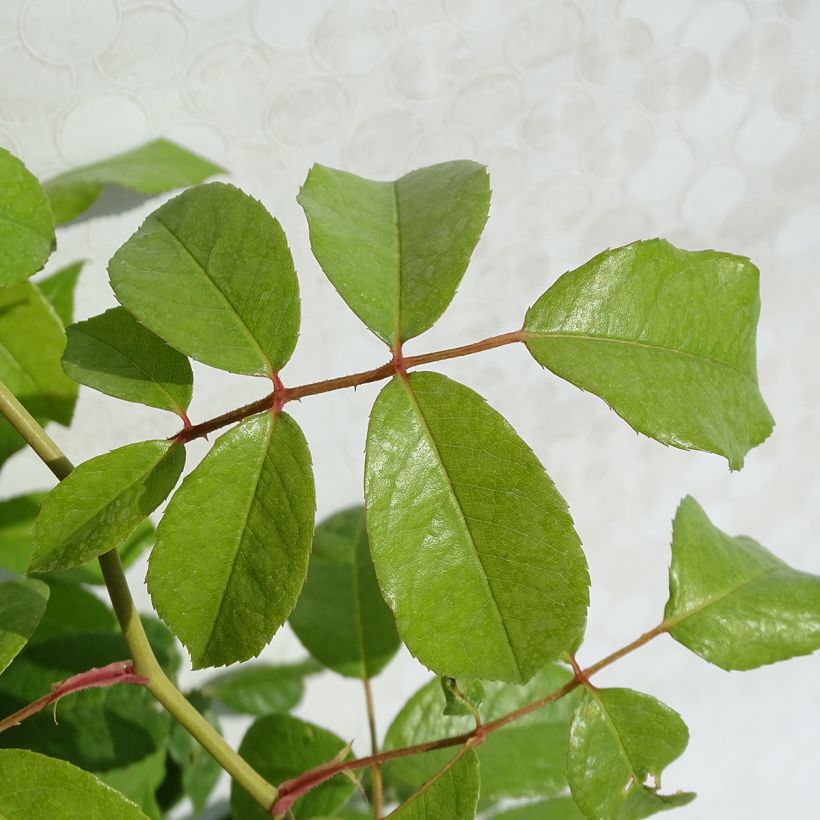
[{"left": 1, "top": 0, "right": 819, "bottom": 816}]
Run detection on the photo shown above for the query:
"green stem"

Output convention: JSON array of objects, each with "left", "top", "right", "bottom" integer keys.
[{"left": 0, "top": 379, "right": 278, "bottom": 812}]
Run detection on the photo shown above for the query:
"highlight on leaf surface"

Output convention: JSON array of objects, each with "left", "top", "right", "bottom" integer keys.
[
  {"left": 567, "top": 687, "right": 694, "bottom": 819},
  {"left": 365, "top": 371, "right": 589, "bottom": 683},
  {"left": 0, "top": 575, "right": 49, "bottom": 675},
  {"left": 148, "top": 412, "right": 315, "bottom": 669},
  {"left": 298, "top": 160, "right": 490, "bottom": 347},
  {"left": 524, "top": 238, "right": 774, "bottom": 469},
  {"left": 109, "top": 181, "right": 300, "bottom": 376},
  {"left": 289, "top": 505, "right": 401, "bottom": 678},
  {"left": 664, "top": 496, "right": 820, "bottom": 670}
]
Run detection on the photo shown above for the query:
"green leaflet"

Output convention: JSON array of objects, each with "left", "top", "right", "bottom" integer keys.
[
  {"left": 298, "top": 161, "right": 490, "bottom": 346},
  {"left": 148, "top": 412, "right": 315, "bottom": 669},
  {"left": 389, "top": 748, "right": 480, "bottom": 819},
  {"left": 43, "top": 138, "right": 224, "bottom": 224},
  {"left": 664, "top": 497, "right": 820, "bottom": 670},
  {"left": 492, "top": 797, "right": 585, "bottom": 819},
  {"left": 30, "top": 440, "right": 185, "bottom": 572},
  {"left": 0, "top": 575, "right": 49, "bottom": 675},
  {"left": 0, "top": 281, "right": 78, "bottom": 467},
  {"left": 231, "top": 714, "right": 356, "bottom": 820},
  {"left": 202, "top": 660, "right": 318, "bottom": 716},
  {"left": 441, "top": 676, "right": 484, "bottom": 718},
  {"left": 30, "top": 579, "right": 118, "bottom": 641},
  {"left": 63, "top": 306, "right": 193, "bottom": 414},
  {"left": 0, "top": 749, "right": 149, "bottom": 819},
  {"left": 37, "top": 260, "right": 85, "bottom": 325},
  {"left": 383, "top": 665, "right": 579, "bottom": 804},
  {"left": 567, "top": 687, "right": 694, "bottom": 820},
  {"left": 0, "top": 148, "right": 55, "bottom": 286},
  {"left": 97, "top": 745, "right": 167, "bottom": 820},
  {"left": 365, "top": 372, "right": 589, "bottom": 683},
  {"left": 290, "top": 505, "right": 401, "bottom": 678},
  {"left": 109, "top": 182, "right": 300, "bottom": 376},
  {"left": 523, "top": 239, "right": 774, "bottom": 469}
]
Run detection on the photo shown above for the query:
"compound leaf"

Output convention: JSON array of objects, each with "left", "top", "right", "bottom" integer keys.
[
  {"left": 567, "top": 687, "right": 693, "bottom": 819},
  {"left": 0, "top": 575, "right": 49, "bottom": 675},
  {"left": 148, "top": 412, "right": 315, "bottom": 669},
  {"left": 365, "top": 372, "right": 588, "bottom": 683},
  {"left": 298, "top": 161, "right": 490, "bottom": 346},
  {"left": 37, "top": 260, "right": 84, "bottom": 326},
  {"left": 289, "top": 505, "right": 400, "bottom": 678},
  {"left": 30, "top": 440, "right": 185, "bottom": 572},
  {"left": 109, "top": 182, "right": 299, "bottom": 376},
  {"left": 664, "top": 496, "right": 820, "bottom": 670},
  {"left": 524, "top": 239, "right": 773, "bottom": 469},
  {"left": 63, "top": 306, "right": 193, "bottom": 415},
  {"left": 43, "top": 138, "right": 223, "bottom": 224}
]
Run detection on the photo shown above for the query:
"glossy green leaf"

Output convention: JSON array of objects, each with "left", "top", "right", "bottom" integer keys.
[
  {"left": 30, "top": 440, "right": 185, "bottom": 572},
  {"left": 390, "top": 748, "right": 479, "bottom": 819},
  {"left": 109, "top": 182, "right": 299, "bottom": 376},
  {"left": 43, "top": 138, "right": 224, "bottom": 224},
  {"left": 0, "top": 281, "right": 78, "bottom": 467},
  {"left": 664, "top": 496, "right": 820, "bottom": 670},
  {"left": 0, "top": 148, "right": 55, "bottom": 286},
  {"left": 202, "top": 659, "right": 318, "bottom": 716},
  {"left": 567, "top": 687, "right": 693, "bottom": 819},
  {"left": 37, "top": 260, "right": 84, "bottom": 325},
  {"left": 148, "top": 412, "right": 315, "bottom": 668},
  {"left": 365, "top": 372, "right": 588, "bottom": 682},
  {"left": 492, "top": 797, "right": 585, "bottom": 819},
  {"left": 0, "top": 575, "right": 49, "bottom": 674},
  {"left": 298, "top": 161, "right": 490, "bottom": 346},
  {"left": 63, "top": 306, "right": 193, "bottom": 414},
  {"left": 0, "top": 493, "right": 45, "bottom": 573},
  {"left": 0, "top": 749, "right": 149, "bottom": 819},
  {"left": 524, "top": 239, "right": 773, "bottom": 469},
  {"left": 290, "top": 505, "right": 400, "bottom": 678},
  {"left": 231, "top": 714, "right": 356, "bottom": 820},
  {"left": 384, "top": 664, "right": 579, "bottom": 804}
]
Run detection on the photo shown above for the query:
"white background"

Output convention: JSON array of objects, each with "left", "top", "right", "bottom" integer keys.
[{"left": 1, "top": 0, "right": 819, "bottom": 817}]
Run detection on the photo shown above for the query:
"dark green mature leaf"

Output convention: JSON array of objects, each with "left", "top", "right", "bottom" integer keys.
[
  {"left": 63, "top": 307, "right": 193, "bottom": 414},
  {"left": 0, "top": 493, "right": 45, "bottom": 572},
  {"left": 384, "top": 664, "right": 578, "bottom": 804},
  {"left": 290, "top": 506, "right": 400, "bottom": 678},
  {"left": 148, "top": 412, "right": 315, "bottom": 669},
  {"left": 30, "top": 440, "right": 185, "bottom": 572},
  {"left": 37, "top": 260, "right": 84, "bottom": 325},
  {"left": 0, "top": 749, "right": 149, "bottom": 819},
  {"left": 390, "top": 748, "right": 479, "bottom": 819},
  {"left": 567, "top": 687, "right": 693, "bottom": 819},
  {"left": 109, "top": 182, "right": 300, "bottom": 376},
  {"left": 524, "top": 239, "right": 773, "bottom": 469},
  {"left": 298, "top": 161, "right": 490, "bottom": 347},
  {"left": 665, "top": 496, "right": 820, "bottom": 670},
  {"left": 0, "top": 281, "right": 78, "bottom": 467},
  {"left": 231, "top": 714, "right": 356, "bottom": 820},
  {"left": 492, "top": 797, "right": 585, "bottom": 819},
  {"left": 30, "top": 579, "right": 117, "bottom": 642},
  {"left": 365, "top": 372, "right": 588, "bottom": 683},
  {"left": 202, "top": 660, "right": 318, "bottom": 716},
  {"left": 0, "top": 575, "right": 49, "bottom": 674},
  {"left": 0, "top": 148, "right": 55, "bottom": 286},
  {"left": 44, "top": 138, "right": 224, "bottom": 224}
]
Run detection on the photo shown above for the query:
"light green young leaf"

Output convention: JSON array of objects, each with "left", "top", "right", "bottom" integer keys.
[
  {"left": 63, "top": 306, "right": 193, "bottom": 415},
  {"left": 384, "top": 664, "right": 578, "bottom": 804},
  {"left": 567, "top": 687, "right": 693, "bottom": 820},
  {"left": 30, "top": 440, "right": 185, "bottom": 572},
  {"left": 524, "top": 239, "right": 773, "bottom": 469},
  {"left": 0, "top": 749, "right": 149, "bottom": 819},
  {"left": 37, "top": 260, "right": 85, "bottom": 325},
  {"left": 389, "top": 748, "right": 479, "bottom": 819},
  {"left": 664, "top": 496, "right": 820, "bottom": 670},
  {"left": 290, "top": 505, "right": 401, "bottom": 678},
  {"left": 43, "top": 138, "right": 224, "bottom": 224},
  {"left": 109, "top": 182, "right": 300, "bottom": 376},
  {"left": 0, "top": 148, "right": 55, "bottom": 286},
  {"left": 201, "top": 659, "right": 318, "bottom": 716},
  {"left": 492, "top": 797, "right": 585, "bottom": 819},
  {"left": 148, "top": 412, "right": 315, "bottom": 669},
  {"left": 441, "top": 676, "right": 484, "bottom": 718},
  {"left": 0, "top": 575, "right": 49, "bottom": 675},
  {"left": 231, "top": 714, "right": 356, "bottom": 820},
  {"left": 365, "top": 372, "right": 588, "bottom": 683},
  {"left": 298, "top": 161, "right": 490, "bottom": 347}
]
